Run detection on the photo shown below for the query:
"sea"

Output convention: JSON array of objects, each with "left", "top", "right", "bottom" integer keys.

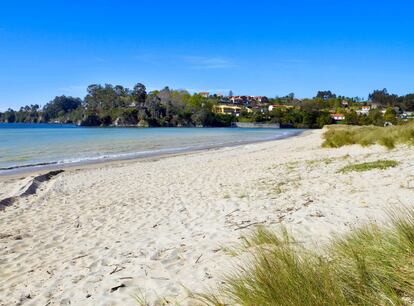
[{"left": 0, "top": 123, "right": 304, "bottom": 174}]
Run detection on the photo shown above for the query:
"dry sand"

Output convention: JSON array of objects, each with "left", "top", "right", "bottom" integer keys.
[{"left": 1, "top": 129, "right": 413, "bottom": 305}]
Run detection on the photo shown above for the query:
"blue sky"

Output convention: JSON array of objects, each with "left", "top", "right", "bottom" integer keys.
[{"left": 1, "top": 0, "right": 414, "bottom": 110}]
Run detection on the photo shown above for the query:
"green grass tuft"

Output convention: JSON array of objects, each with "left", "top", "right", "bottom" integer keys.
[
  {"left": 338, "top": 160, "right": 398, "bottom": 173},
  {"left": 195, "top": 210, "right": 414, "bottom": 306},
  {"left": 322, "top": 122, "right": 414, "bottom": 149}
]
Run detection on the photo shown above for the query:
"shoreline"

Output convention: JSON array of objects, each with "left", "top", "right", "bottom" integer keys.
[
  {"left": 0, "top": 129, "right": 308, "bottom": 179},
  {"left": 2, "top": 129, "right": 411, "bottom": 305}
]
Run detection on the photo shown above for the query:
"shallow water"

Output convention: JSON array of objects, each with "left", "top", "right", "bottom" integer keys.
[{"left": 0, "top": 123, "right": 304, "bottom": 173}]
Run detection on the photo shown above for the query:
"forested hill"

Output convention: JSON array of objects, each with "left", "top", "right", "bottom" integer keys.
[
  {"left": 0, "top": 84, "right": 235, "bottom": 127},
  {"left": 1, "top": 84, "right": 413, "bottom": 128}
]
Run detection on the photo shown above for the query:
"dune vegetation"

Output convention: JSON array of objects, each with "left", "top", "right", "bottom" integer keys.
[
  {"left": 195, "top": 210, "right": 414, "bottom": 306},
  {"left": 322, "top": 121, "right": 414, "bottom": 149},
  {"left": 338, "top": 160, "right": 398, "bottom": 173}
]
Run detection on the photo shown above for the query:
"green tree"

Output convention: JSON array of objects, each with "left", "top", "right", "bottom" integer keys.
[
  {"left": 316, "top": 112, "right": 334, "bottom": 128},
  {"left": 345, "top": 110, "right": 359, "bottom": 125},
  {"left": 4, "top": 109, "right": 16, "bottom": 123},
  {"left": 315, "top": 90, "right": 336, "bottom": 100},
  {"left": 133, "top": 83, "right": 147, "bottom": 106},
  {"left": 368, "top": 88, "right": 397, "bottom": 107},
  {"left": 357, "top": 115, "right": 372, "bottom": 126},
  {"left": 368, "top": 109, "right": 384, "bottom": 126},
  {"left": 383, "top": 107, "right": 397, "bottom": 124},
  {"left": 43, "top": 96, "right": 82, "bottom": 120},
  {"left": 399, "top": 93, "right": 414, "bottom": 111}
]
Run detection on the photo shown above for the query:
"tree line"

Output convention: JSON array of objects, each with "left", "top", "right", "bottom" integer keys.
[
  {"left": 1, "top": 85, "right": 413, "bottom": 128},
  {"left": 0, "top": 84, "right": 234, "bottom": 127}
]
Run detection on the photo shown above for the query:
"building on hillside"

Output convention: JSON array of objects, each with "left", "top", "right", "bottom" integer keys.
[
  {"left": 356, "top": 105, "right": 371, "bottom": 115},
  {"left": 226, "top": 95, "right": 269, "bottom": 106},
  {"left": 361, "top": 105, "right": 371, "bottom": 112},
  {"left": 341, "top": 100, "right": 349, "bottom": 107},
  {"left": 268, "top": 104, "right": 295, "bottom": 112},
  {"left": 254, "top": 96, "right": 265, "bottom": 103},
  {"left": 230, "top": 96, "right": 245, "bottom": 105},
  {"left": 331, "top": 113, "right": 345, "bottom": 121},
  {"left": 252, "top": 105, "right": 268, "bottom": 113},
  {"left": 400, "top": 111, "right": 414, "bottom": 120},
  {"left": 213, "top": 105, "right": 252, "bottom": 116}
]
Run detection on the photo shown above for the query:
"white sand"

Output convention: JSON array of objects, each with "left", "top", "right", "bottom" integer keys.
[{"left": 1, "top": 129, "right": 414, "bottom": 305}]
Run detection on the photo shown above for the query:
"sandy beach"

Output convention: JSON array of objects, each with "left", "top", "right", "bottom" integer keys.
[{"left": 1, "top": 129, "right": 413, "bottom": 306}]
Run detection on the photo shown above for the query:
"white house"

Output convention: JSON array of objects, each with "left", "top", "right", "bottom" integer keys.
[
  {"left": 331, "top": 113, "right": 345, "bottom": 121},
  {"left": 356, "top": 105, "right": 370, "bottom": 115}
]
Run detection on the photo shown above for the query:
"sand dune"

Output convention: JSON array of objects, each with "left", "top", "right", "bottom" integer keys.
[{"left": 1, "top": 129, "right": 413, "bottom": 305}]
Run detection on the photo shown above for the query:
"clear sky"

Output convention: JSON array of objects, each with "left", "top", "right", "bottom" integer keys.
[{"left": 1, "top": 0, "right": 414, "bottom": 110}]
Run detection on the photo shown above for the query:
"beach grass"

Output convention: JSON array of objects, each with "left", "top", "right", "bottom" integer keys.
[
  {"left": 322, "top": 121, "right": 414, "bottom": 149},
  {"left": 195, "top": 209, "right": 414, "bottom": 306},
  {"left": 338, "top": 160, "right": 398, "bottom": 173},
  {"left": 132, "top": 292, "right": 149, "bottom": 306}
]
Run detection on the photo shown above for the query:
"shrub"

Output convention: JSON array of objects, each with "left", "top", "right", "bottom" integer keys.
[
  {"left": 323, "top": 121, "right": 414, "bottom": 149},
  {"left": 338, "top": 160, "right": 398, "bottom": 173}
]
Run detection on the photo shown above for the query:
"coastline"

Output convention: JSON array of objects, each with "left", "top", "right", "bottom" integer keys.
[
  {"left": 1, "top": 129, "right": 412, "bottom": 305},
  {"left": 0, "top": 128, "right": 307, "bottom": 179}
]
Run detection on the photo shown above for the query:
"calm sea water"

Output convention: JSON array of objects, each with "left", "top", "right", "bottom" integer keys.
[{"left": 0, "top": 123, "right": 304, "bottom": 173}]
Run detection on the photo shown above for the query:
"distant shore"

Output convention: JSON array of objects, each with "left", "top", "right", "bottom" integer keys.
[
  {"left": 1, "top": 129, "right": 412, "bottom": 305},
  {"left": 0, "top": 121, "right": 288, "bottom": 128}
]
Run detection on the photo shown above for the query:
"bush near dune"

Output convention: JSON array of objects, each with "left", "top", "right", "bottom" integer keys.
[{"left": 322, "top": 121, "right": 414, "bottom": 149}]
